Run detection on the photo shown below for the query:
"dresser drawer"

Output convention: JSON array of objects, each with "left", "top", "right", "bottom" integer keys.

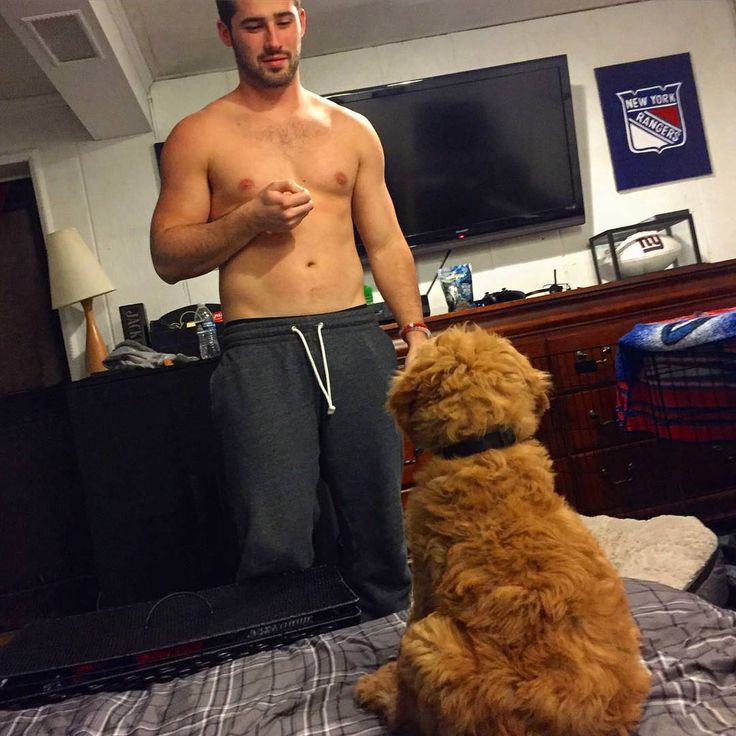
[
  {"left": 547, "top": 343, "right": 618, "bottom": 394},
  {"left": 556, "top": 385, "right": 652, "bottom": 454},
  {"left": 669, "top": 441, "right": 736, "bottom": 498},
  {"left": 508, "top": 335, "right": 549, "bottom": 364},
  {"left": 568, "top": 441, "right": 679, "bottom": 515}
]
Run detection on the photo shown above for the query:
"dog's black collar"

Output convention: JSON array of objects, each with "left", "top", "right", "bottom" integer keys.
[{"left": 438, "top": 426, "right": 517, "bottom": 459}]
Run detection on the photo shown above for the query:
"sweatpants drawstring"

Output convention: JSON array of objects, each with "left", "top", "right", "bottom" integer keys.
[{"left": 291, "top": 322, "right": 336, "bottom": 415}]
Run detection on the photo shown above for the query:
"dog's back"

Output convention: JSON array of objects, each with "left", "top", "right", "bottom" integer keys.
[{"left": 403, "top": 442, "right": 650, "bottom": 736}]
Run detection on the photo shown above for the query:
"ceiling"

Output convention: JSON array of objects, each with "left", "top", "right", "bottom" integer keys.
[
  {"left": 120, "top": 0, "right": 641, "bottom": 80},
  {"left": 0, "top": 0, "right": 643, "bottom": 139}
]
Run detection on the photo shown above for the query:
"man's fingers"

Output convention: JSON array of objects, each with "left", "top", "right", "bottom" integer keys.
[
  {"left": 270, "top": 179, "right": 306, "bottom": 194},
  {"left": 284, "top": 190, "right": 312, "bottom": 207},
  {"left": 257, "top": 181, "right": 312, "bottom": 231},
  {"left": 288, "top": 201, "right": 314, "bottom": 217},
  {"left": 263, "top": 187, "right": 311, "bottom": 208},
  {"left": 278, "top": 203, "right": 313, "bottom": 228},
  {"left": 284, "top": 202, "right": 314, "bottom": 223}
]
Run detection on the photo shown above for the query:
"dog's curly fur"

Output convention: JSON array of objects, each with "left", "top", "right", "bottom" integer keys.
[{"left": 355, "top": 324, "right": 650, "bottom": 736}]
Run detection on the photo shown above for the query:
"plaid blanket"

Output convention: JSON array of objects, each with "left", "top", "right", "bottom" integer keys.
[
  {"left": 1, "top": 579, "right": 735, "bottom": 735},
  {"left": 616, "top": 307, "right": 736, "bottom": 441}
]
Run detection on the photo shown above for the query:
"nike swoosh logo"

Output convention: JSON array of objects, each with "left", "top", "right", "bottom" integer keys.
[{"left": 660, "top": 316, "right": 713, "bottom": 345}]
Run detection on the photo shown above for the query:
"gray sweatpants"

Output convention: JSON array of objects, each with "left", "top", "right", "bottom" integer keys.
[{"left": 210, "top": 305, "right": 411, "bottom": 618}]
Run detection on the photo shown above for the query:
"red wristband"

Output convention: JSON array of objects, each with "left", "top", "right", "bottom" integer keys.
[{"left": 400, "top": 322, "right": 431, "bottom": 342}]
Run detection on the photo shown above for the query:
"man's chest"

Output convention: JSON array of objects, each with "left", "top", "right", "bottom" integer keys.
[{"left": 208, "top": 118, "right": 359, "bottom": 212}]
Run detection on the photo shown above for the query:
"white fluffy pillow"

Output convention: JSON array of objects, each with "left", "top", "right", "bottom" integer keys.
[{"left": 580, "top": 514, "right": 718, "bottom": 590}]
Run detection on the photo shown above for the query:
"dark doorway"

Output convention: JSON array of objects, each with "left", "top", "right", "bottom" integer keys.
[{"left": 0, "top": 176, "right": 69, "bottom": 396}]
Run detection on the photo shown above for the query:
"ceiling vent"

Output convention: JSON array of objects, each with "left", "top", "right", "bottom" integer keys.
[{"left": 22, "top": 10, "right": 104, "bottom": 65}]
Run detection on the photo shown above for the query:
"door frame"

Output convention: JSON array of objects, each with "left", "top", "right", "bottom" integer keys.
[
  {"left": 0, "top": 149, "right": 73, "bottom": 384},
  {"left": 0, "top": 150, "right": 53, "bottom": 233}
]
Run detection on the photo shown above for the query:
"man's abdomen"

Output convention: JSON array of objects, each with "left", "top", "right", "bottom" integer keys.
[{"left": 219, "top": 234, "right": 365, "bottom": 320}]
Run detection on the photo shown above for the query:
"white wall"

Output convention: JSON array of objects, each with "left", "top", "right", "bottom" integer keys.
[
  {"left": 0, "top": 94, "right": 185, "bottom": 379},
  {"left": 2, "top": 0, "right": 736, "bottom": 380}
]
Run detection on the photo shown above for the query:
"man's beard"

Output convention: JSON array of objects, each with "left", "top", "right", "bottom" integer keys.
[{"left": 234, "top": 44, "right": 300, "bottom": 89}]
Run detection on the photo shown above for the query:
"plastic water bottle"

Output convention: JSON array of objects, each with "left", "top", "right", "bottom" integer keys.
[{"left": 194, "top": 304, "right": 221, "bottom": 359}]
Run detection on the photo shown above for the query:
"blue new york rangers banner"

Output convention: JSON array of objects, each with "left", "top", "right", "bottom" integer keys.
[{"left": 595, "top": 53, "right": 711, "bottom": 191}]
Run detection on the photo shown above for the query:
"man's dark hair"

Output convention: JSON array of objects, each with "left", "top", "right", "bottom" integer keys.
[{"left": 216, "top": 0, "right": 302, "bottom": 29}]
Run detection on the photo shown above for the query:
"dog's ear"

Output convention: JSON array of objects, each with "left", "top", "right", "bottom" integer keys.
[
  {"left": 528, "top": 367, "right": 552, "bottom": 417},
  {"left": 387, "top": 334, "right": 446, "bottom": 434},
  {"left": 386, "top": 369, "right": 416, "bottom": 434}
]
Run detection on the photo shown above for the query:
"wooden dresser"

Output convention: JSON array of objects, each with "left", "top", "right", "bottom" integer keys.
[{"left": 386, "top": 259, "right": 736, "bottom": 533}]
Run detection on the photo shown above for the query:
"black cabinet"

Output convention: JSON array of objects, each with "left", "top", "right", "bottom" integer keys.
[
  {"left": 0, "top": 386, "right": 94, "bottom": 631},
  {"left": 65, "top": 360, "right": 238, "bottom": 607}
]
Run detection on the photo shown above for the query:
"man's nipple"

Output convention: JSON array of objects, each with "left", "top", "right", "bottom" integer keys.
[
  {"left": 238, "top": 178, "right": 255, "bottom": 190},
  {"left": 335, "top": 172, "right": 348, "bottom": 186}
]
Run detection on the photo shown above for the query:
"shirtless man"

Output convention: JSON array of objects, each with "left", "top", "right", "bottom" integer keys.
[{"left": 150, "top": 0, "right": 429, "bottom": 618}]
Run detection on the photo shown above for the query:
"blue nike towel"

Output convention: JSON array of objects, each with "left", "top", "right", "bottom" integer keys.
[{"left": 615, "top": 307, "right": 736, "bottom": 442}]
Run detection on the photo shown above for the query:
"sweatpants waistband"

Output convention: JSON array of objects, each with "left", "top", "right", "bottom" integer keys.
[{"left": 222, "top": 304, "right": 378, "bottom": 349}]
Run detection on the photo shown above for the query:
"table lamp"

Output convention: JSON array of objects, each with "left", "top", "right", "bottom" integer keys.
[{"left": 46, "top": 227, "right": 116, "bottom": 375}]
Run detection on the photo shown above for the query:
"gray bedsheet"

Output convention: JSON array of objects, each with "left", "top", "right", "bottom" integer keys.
[{"left": 1, "top": 579, "right": 734, "bottom": 735}]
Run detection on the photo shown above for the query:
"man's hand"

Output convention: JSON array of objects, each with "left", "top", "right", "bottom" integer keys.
[
  {"left": 247, "top": 180, "right": 314, "bottom": 234},
  {"left": 403, "top": 330, "right": 430, "bottom": 371}
]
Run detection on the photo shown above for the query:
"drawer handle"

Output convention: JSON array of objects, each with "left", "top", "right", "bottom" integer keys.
[
  {"left": 588, "top": 409, "right": 617, "bottom": 427},
  {"left": 574, "top": 346, "right": 612, "bottom": 374},
  {"left": 711, "top": 444, "right": 736, "bottom": 462},
  {"left": 601, "top": 463, "right": 634, "bottom": 485}
]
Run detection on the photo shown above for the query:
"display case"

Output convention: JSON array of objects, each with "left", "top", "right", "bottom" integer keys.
[{"left": 589, "top": 210, "right": 702, "bottom": 283}]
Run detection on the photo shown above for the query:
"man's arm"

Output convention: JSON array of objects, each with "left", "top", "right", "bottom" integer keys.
[
  {"left": 150, "top": 115, "right": 313, "bottom": 284},
  {"left": 351, "top": 119, "right": 429, "bottom": 363}
]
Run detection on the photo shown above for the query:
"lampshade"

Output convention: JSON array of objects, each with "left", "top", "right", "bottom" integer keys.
[{"left": 46, "top": 227, "right": 115, "bottom": 309}]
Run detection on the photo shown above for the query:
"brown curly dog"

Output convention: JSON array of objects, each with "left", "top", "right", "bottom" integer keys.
[{"left": 355, "top": 324, "right": 650, "bottom": 736}]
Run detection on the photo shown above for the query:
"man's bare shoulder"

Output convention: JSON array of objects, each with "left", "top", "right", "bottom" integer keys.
[
  {"left": 312, "top": 92, "right": 376, "bottom": 141},
  {"left": 318, "top": 93, "right": 369, "bottom": 126},
  {"left": 166, "top": 91, "right": 242, "bottom": 146}
]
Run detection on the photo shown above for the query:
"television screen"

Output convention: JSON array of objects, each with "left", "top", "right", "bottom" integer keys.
[{"left": 329, "top": 55, "right": 585, "bottom": 257}]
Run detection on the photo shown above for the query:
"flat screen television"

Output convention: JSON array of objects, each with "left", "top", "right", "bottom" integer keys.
[{"left": 328, "top": 55, "right": 585, "bottom": 258}]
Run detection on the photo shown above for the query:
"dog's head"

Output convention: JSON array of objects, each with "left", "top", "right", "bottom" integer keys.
[{"left": 388, "top": 324, "right": 551, "bottom": 454}]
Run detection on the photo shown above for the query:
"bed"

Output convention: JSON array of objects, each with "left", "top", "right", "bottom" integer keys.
[{"left": 1, "top": 578, "right": 734, "bottom": 736}]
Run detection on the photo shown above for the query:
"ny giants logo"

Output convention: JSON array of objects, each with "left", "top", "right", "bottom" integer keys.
[
  {"left": 616, "top": 82, "right": 686, "bottom": 154},
  {"left": 637, "top": 234, "right": 664, "bottom": 252}
]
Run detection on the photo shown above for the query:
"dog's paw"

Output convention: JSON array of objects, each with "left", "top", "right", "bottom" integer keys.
[{"left": 355, "top": 660, "right": 398, "bottom": 720}]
